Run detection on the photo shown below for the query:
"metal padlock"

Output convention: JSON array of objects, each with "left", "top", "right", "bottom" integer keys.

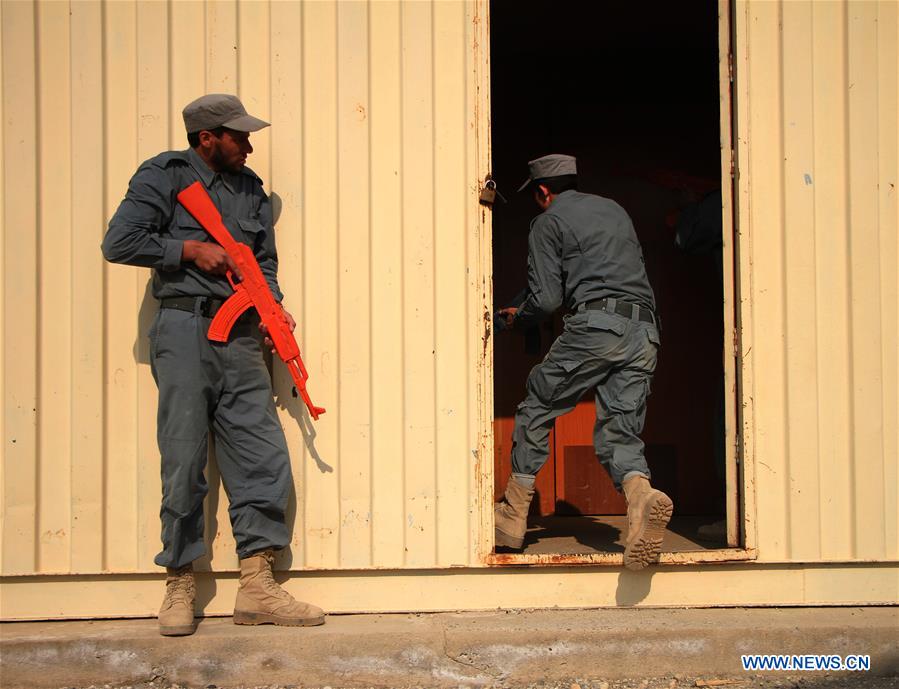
[{"left": 479, "top": 178, "right": 497, "bottom": 206}]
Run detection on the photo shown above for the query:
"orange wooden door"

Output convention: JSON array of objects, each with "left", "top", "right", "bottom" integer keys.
[{"left": 553, "top": 399, "right": 627, "bottom": 515}]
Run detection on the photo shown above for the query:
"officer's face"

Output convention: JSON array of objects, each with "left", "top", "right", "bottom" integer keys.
[{"left": 208, "top": 129, "right": 253, "bottom": 173}]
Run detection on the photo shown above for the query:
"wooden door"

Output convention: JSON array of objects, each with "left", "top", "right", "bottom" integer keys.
[{"left": 553, "top": 400, "right": 627, "bottom": 515}]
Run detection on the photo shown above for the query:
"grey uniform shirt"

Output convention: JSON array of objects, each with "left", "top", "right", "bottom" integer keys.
[
  {"left": 515, "top": 190, "right": 655, "bottom": 326},
  {"left": 102, "top": 147, "right": 283, "bottom": 302}
]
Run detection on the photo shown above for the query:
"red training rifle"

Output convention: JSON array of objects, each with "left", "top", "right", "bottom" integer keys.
[{"left": 177, "top": 181, "right": 326, "bottom": 420}]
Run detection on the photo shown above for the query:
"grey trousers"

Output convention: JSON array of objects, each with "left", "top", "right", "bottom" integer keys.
[
  {"left": 511, "top": 309, "right": 660, "bottom": 490},
  {"left": 149, "top": 306, "right": 292, "bottom": 568}
]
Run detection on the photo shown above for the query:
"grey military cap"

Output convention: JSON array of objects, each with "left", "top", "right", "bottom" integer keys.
[
  {"left": 517, "top": 153, "right": 578, "bottom": 192},
  {"left": 182, "top": 93, "right": 270, "bottom": 134}
]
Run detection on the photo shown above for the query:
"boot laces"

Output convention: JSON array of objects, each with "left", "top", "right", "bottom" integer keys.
[
  {"left": 257, "top": 553, "right": 293, "bottom": 603},
  {"left": 164, "top": 566, "right": 194, "bottom": 605}
]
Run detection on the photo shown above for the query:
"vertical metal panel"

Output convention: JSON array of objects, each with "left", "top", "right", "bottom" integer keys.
[
  {"left": 69, "top": 0, "right": 106, "bottom": 574},
  {"left": 736, "top": 0, "right": 898, "bottom": 562},
  {"left": 433, "top": 0, "right": 472, "bottom": 567},
  {"left": 809, "top": 0, "right": 855, "bottom": 562},
  {"left": 135, "top": 0, "right": 170, "bottom": 573},
  {"left": 36, "top": 0, "right": 73, "bottom": 574},
  {"left": 876, "top": 0, "right": 898, "bottom": 562},
  {"left": 400, "top": 0, "right": 437, "bottom": 569},
  {"left": 300, "top": 0, "right": 341, "bottom": 570},
  {"left": 2, "top": 0, "right": 39, "bottom": 575},
  {"left": 368, "top": 0, "right": 406, "bottom": 569},
  {"left": 269, "top": 0, "right": 307, "bottom": 569},
  {"left": 335, "top": 0, "right": 372, "bottom": 568}
]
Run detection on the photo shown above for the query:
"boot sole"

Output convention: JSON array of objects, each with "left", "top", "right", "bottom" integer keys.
[
  {"left": 159, "top": 623, "right": 196, "bottom": 636},
  {"left": 624, "top": 491, "right": 673, "bottom": 571},
  {"left": 495, "top": 527, "right": 524, "bottom": 550},
  {"left": 233, "top": 610, "right": 325, "bottom": 627}
]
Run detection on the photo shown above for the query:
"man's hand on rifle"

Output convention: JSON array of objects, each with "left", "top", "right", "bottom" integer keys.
[
  {"left": 259, "top": 307, "right": 296, "bottom": 353},
  {"left": 182, "top": 239, "right": 242, "bottom": 279}
]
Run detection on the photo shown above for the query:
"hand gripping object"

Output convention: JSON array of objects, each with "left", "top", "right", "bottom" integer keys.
[{"left": 177, "top": 181, "right": 326, "bottom": 420}]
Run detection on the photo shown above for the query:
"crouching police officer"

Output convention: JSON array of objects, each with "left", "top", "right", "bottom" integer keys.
[
  {"left": 102, "top": 94, "right": 324, "bottom": 635},
  {"left": 494, "top": 154, "right": 673, "bottom": 570}
]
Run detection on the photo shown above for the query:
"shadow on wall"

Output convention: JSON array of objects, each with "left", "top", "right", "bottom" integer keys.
[{"left": 615, "top": 569, "right": 655, "bottom": 606}]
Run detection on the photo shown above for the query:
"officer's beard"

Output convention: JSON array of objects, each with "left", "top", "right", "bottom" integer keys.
[{"left": 209, "top": 146, "right": 243, "bottom": 175}]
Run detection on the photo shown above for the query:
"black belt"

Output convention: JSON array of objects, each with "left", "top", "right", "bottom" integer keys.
[
  {"left": 159, "top": 296, "right": 228, "bottom": 318},
  {"left": 583, "top": 298, "right": 655, "bottom": 324}
]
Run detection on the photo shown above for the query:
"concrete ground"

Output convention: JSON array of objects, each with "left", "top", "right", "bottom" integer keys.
[{"left": 1, "top": 607, "right": 896, "bottom": 689}]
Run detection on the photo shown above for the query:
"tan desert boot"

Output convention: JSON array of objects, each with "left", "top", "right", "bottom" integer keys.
[
  {"left": 622, "top": 475, "right": 673, "bottom": 571},
  {"left": 494, "top": 478, "right": 536, "bottom": 549},
  {"left": 233, "top": 550, "right": 325, "bottom": 627},
  {"left": 158, "top": 564, "right": 196, "bottom": 636}
]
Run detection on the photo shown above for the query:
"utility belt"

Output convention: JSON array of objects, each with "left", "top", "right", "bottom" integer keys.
[
  {"left": 159, "top": 295, "right": 229, "bottom": 319},
  {"left": 579, "top": 297, "right": 656, "bottom": 325}
]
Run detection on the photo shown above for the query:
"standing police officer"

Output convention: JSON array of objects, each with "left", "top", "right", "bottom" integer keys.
[
  {"left": 102, "top": 94, "right": 324, "bottom": 635},
  {"left": 494, "top": 154, "right": 673, "bottom": 571}
]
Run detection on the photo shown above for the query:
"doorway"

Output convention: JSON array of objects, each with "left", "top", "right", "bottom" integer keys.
[{"left": 490, "top": 1, "right": 736, "bottom": 556}]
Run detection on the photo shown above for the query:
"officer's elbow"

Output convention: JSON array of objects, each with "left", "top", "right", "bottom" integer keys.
[
  {"left": 100, "top": 236, "right": 117, "bottom": 263},
  {"left": 101, "top": 232, "right": 128, "bottom": 264},
  {"left": 535, "top": 296, "right": 561, "bottom": 318}
]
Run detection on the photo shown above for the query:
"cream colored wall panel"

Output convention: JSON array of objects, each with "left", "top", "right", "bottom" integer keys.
[
  {"left": 739, "top": 0, "right": 898, "bottom": 563},
  {"left": 743, "top": 0, "right": 790, "bottom": 561},
  {"left": 810, "top": 0, "right": 854, "bottom": 562},
  {"left": 401, "top": 0, "right": 438, "bottom": 569},
  {"left": 135, "top": 0, "right": 170, "bottom": 572},
  {"left": 846, "top": 1, "right": 887, "bottom": 561},
  {"left": 1, "top": 0, "right": 39, "bottom": 576},
  {"left": 206, "top": 0, "right": 238, "bottom": 92},
  {"left": 0, "top": 0, "right": 6, "bottom": 577},
  {"left": 269, "top": 0, "right": 307, "bottom": 570},
  {"left": 0, "top": 0, "right": 8, "bottom": 573},
  {"left": 433, "top": 0, "right": 472, "bottom": 568},
  {"left": 875, "top": 0, "right": 899, "bottom": 561},
  {"left": 36, "top": 0, "right": 73, "bottom": 574},
  {"left": 368, "top": 0, "right": 407, "bottom": 570},
  {"left": 68, "top": 0, "right": 106, "bottom": 575},
  {"left": 236, "top": 0, "right": 271, "bottom": 187},
  {"left": 104, "top": 0, "right": 141, "bottom": 573},
  {"left": 3, "top": 564, "right": 897, "bottom": 620},
  {"left": 169, "top": 1, "right": 205, "bottom": 150},
  {"left": 301, "top": 0, "right": 341, "bottom": 570},
  {"left": 781, "top": 0, "right": 821, "bottom": 562},
  {"left": 335, "top": 0, "right": 373, "bottom": 569}
]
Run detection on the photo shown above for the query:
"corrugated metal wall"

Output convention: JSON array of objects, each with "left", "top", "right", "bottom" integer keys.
[
  {"left": 736, "top": 0, "right": 898, "bottom": 563},
  {"left": 0, "top": 0, "right": 491, "bottom": 576},
  {"left": 1, "top": 0, "right": 896, "bottom": 601}
]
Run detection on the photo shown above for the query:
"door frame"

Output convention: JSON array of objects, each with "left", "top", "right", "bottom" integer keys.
[{"left": 478, "top": 0, "right": 758, "bottom": 566}]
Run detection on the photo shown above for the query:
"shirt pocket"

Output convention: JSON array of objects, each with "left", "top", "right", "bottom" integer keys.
[
  {"left": 238, "top": 217, "right": 266, "bottom": 249},
  {"left": 171, "top": 206, "right": 209, "bottom": 242},
  {"left": 585, "top": 310, "right": 626, "bottom": 336}
]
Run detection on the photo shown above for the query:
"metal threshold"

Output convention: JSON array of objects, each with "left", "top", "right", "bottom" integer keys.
[{"left": 487, "top": 515, "right": 756, "bottom": 566}]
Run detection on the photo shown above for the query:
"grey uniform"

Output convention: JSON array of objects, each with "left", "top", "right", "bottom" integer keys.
[
  {"left": 102, "top": 148, "right": 292, "bottom": 568},
  {"left": 511, "top": 190, "right": 660, "bottom": 489}
]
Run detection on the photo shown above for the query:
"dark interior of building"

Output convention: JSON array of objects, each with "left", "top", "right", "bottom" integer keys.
[{"left": 490, "top": 1, "right": 729, "bottom": 554}]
